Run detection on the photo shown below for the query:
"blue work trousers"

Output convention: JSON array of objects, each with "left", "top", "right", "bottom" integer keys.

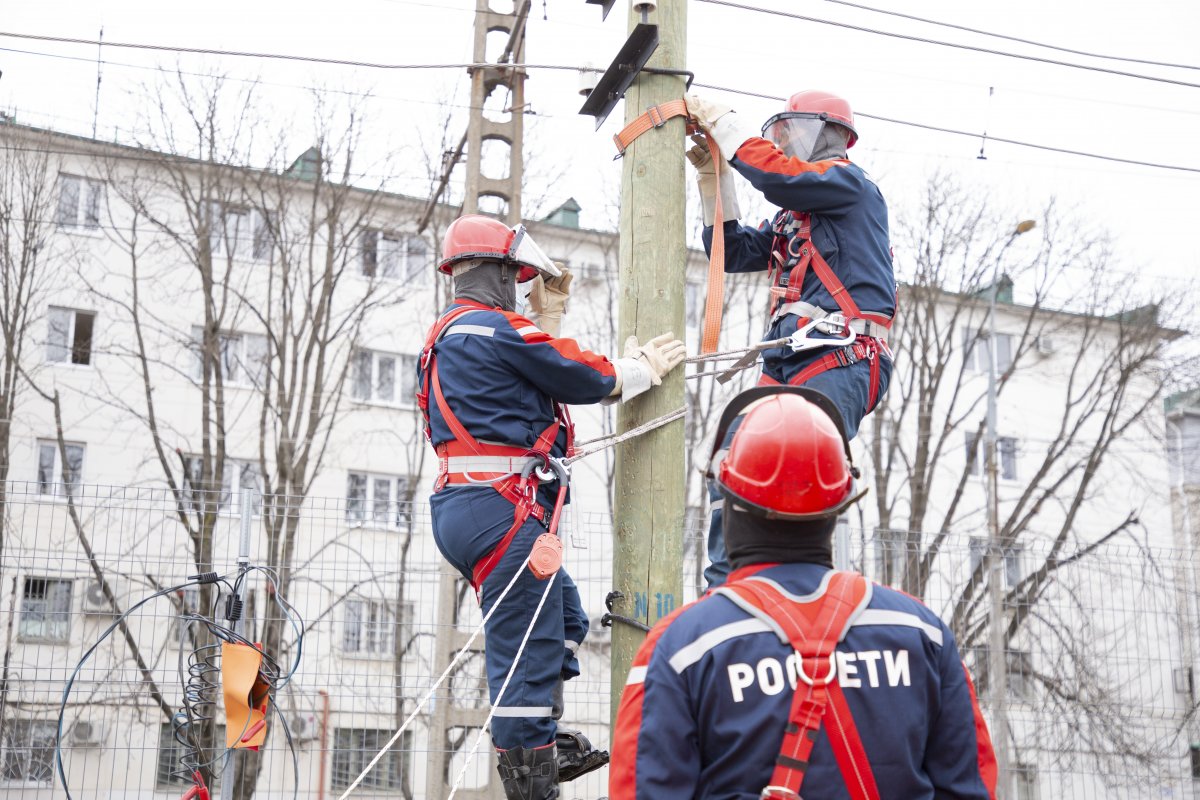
[
  {"left": 703, "top": 352, "right": 892, "bottom": 589},
  {"left": 430, "top": 485, "right": 588, "bottom": 750}
]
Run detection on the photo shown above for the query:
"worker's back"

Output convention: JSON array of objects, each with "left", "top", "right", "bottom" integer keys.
[{"left": 611, "top": 561, "right": 996, "bottom": 800}]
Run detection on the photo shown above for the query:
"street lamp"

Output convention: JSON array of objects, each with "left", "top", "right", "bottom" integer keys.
[{"left": 986, "top": 218, "right": 1035, "bottom": 793}]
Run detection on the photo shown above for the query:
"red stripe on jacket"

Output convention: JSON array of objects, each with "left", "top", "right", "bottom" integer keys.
[{"left": 734, "top": 137, "right": 848, "bottom": 177}]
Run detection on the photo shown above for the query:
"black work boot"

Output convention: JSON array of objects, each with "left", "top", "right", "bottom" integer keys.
[
  {"left": 496, "top": 745, "right": 559, "bottom": 800},
  {"left": 556, "top": 729, "right": 610, "bottom": 783}
]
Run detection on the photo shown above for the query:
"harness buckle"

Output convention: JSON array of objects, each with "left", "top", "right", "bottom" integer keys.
[
  {"left": 787, "top": 317, "right": 856, "bottom": 353},
  {"left": 646, "top": 103, "right": 667, "bottom": 128},
  {"left": 760, "top": 787, "right": 801, "bottom": 800},
  {"left": 796, "top": 652, "right": 838, "bottom": 686}
]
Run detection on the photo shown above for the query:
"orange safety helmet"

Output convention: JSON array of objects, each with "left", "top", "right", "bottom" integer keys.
[
  {"left": 438, "top": 214, "right": 561, "bottom": 283},
  {"left": 762, "top": 89, "right": 858, "bottom": 150},
  {"left": 708, "top": 386, "right": 865, "bottom": 520}
]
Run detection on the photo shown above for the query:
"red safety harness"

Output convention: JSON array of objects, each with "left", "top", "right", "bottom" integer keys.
[
  {"left": 417, "top": 304, "right": 573, "bottom": 595},
  {"left": 716, "top": 571, "right": 880, "bottom": 800},
  {"left": 760, "top": 211, "right": 893, "bottom": 411}
]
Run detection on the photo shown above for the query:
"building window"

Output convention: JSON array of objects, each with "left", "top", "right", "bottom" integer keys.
[
  {"left": 962, "top": 327, "right": 1013, "bottom": 374},
  {"left": 155, "top": 722, "right": 224, "bottom": 787},
  {"left": 1, "top": 719, "right": 57, "bottom": 782},
  {"left": 190, "top": 328, "right": 267, "bottom": 387},
  {"left": 351, "top": 350, "right": 416, "bottom": 406},
  {"left": 46, "top": 306, "right": 96, "bottom": 365},
  {"left": 360, "top": 231, "right": 429, "bottom": 281},
  {"left": 346, "top": 473, "right": 413, "bottom": 529},
  {"left": 207, "top": 203, "right": 272, "bottom": 262},
  {"left": 181, "top": 457, "right": 261, "bottom": 515},
  {"left": 685, "top": 281, "right": 702, "bottom": 331},
  {"left": 965, "top": 433, "right": 1018, "bottom": 480},
  {"left": 969, "top": 538, "right": 1024, "bottom": 588},
  {"left": 1007, "top": 649, "right": 1034, "bottom": 701},
  {"left": 342, "top": 598, "right": 411, "bottom": 657},
  {"left": 18, "top": 578, "right": 72, "bottom": 643},
  {"left": 36, "top": 439, "right": 84, "bottom": 498},
  {"left": 55, "top": 174, "right": 104, "bottom": 230},
  {"left": 331, "top": 728, "right": 411, "bottom": 791}
]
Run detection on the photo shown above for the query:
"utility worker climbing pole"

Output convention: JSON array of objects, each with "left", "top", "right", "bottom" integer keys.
[
  {"left": 418, "top": 214, "right": 686, "bottom": 800},
  {"left": 610, "top": 387, "right": 997, "bottom": 800},
  {"left": 684, "top": 89, "right": 897, "bottom": 588}
]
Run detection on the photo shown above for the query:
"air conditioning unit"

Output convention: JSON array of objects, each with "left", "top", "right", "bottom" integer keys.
[
  {"left": 69, "top": 719, "right": 106, "bottom": 746},
  {"left": 81, "top": 581, "right": 114, "bottom": 615},
  {"left": 289, "top": 712, "right": 319, "bottom": 743},
  {"left": 1035, "top": 335, "right": 1055, "bottom": 355}
]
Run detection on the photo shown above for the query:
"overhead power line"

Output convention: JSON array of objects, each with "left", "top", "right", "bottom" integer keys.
[
  {"left": 817, "top": 0, "right": 1200, "bottom": 71},
  {"left": 693, "top": 0, "right": 1200, "bottom": 90},
  {"left": 691, "top": 82, "right": 1200, "bottom": 174}
]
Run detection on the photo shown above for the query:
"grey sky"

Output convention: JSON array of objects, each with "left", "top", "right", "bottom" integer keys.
[{"left": 3, "top": 0, "right": 1198, "bottom": 297}]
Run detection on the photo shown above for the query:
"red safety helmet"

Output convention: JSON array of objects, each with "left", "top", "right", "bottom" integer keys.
[
  {"left": 761, "top": 90, "right": 858, "bottom": 151},
  {"left": 708, "top": 386, "right": 865, "bottom": 520},
  {"left": 437, "top": 214, "right": 561, "bottom": 283}
]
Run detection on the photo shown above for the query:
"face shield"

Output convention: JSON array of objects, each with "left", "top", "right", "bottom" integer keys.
[
  {"left": 761, "top": 112, "right": 829, "bottom": 161},
  {"left": 507, "top": 225, "right": 562, "bottom": 283}
]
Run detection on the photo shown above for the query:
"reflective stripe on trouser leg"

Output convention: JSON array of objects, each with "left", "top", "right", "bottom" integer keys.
[
  {"left": 560, "top": 570, "right": 588, "bottom": 680},
  {"left": 480, "top": 515, "right": 565, "bottom": 750}
]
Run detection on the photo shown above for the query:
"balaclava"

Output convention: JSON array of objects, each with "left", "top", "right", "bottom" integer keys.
[
  {"left": 453, "top": 258, "right": 519, "bottom": 311},
  {"left": 723, "top": 503, "right": 837, "bottom": 570},
  {"left": 807, "top": 122, "right": 850, "bottom": 162}
]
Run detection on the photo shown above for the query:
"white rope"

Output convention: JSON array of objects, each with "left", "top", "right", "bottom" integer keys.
[
  {"left": 683, "top": 337, "right": 789, "bottom": 364},
  {"left": 566, "top": 406, "right": 687, "bottom": 464},
  {"left": 334, "top": 552, "right": 535, "bottom": 800},
  {"left": 447, "top": 571, "right": 559, "bottom": 799}
]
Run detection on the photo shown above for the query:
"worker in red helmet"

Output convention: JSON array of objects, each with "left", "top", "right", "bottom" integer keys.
[
  {"left": 610, "top": 387, "right": 996, "bottom": 800},
  {"left": 684, "top": 89, "right": 897, "bottom": 589},
  {"left": 418, "top": 214, "right": 685, "bottom": 800}
]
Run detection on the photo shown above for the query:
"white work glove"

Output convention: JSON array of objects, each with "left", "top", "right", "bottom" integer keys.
[
  {"left": 686, "top": 135, "right": 741, "bottom": 227},
  {"left": 606, "top": 332, "right": 687, "bottom": 403},
  {"left": 684, "top": 92, "right": 757, "bottom": 163},
  {"left": 528, "top": 265, "right": 572, "bottom": 337}
]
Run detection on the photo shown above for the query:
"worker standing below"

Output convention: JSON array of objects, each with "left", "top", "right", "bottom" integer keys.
[
  {"left": 418, "top": 214, "right": 685, "bottom": 800},
  {"left": 610, "top": 387, "right": 996, "bottom": 800},
  {"left": 684, "top": 89, "right": 897, "bottom": 588}
]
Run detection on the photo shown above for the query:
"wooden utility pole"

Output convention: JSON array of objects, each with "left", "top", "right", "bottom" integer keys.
[{"left": 610, "top": 0, "right": 688, "bottom": 723}]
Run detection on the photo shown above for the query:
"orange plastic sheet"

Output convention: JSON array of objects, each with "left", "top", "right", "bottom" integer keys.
[{"left": 221, "top": 642, "right": 271, "bottom": 750}]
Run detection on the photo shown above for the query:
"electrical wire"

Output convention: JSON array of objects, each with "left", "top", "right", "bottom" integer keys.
[
  {"left": 693, "top": 0, "right": 1200, "bottom": 90},
  {"left": 55, "top": 567, "right": 305, "bottom": 800},
  {"left": 814, "top": 0, "right": 1200, "bottom": 71},
  {"left": 690, "top": 82, "right": 1200, "bottom": 174}
]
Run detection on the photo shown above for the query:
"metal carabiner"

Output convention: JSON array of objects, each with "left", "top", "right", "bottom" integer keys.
[
  {"left": 787, "top": 316, "right": 856, "bottom": 353},
  {"left": 521, "top": 454, "right": 570, "bottom": 486}
]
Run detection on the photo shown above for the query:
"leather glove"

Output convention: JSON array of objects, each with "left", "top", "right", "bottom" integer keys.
[
  {"left": 684, "top": 92, "right": 756, "bottom": 163},
  {"left": 686, "top": 135, "right": 741, "bottom": 226},
  {"left": 528, "top": 265, "right": 572, "bottom": 337},
  {"left": 605, "top": 332, "right": 687, "bottom": 402}
]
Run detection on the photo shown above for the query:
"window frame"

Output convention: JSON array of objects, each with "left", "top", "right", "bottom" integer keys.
[
  {"left": 359, "top": 230, "right": 429, "bottom": 282},
  {"left": 207, "top": 203, "right": 273, "bottom": 263},
  {"left": 180, "top": 456, "right": 262, "bottom": 517},
  {"left": 155, "top": 722, "right": 225, "bottom": 788},
  {"left": 350, "top": 350, "right": 417, "bottom": 407},
  {"left": 36, "top": 439, "right": 85, "bottom": 499},
  {"left": 46, "top": 306, "right": 97, "bottom": 367},
  {"left": 330, "top": 728, "right": 412, "bottom": 792},
  {"left": 54, "top": 173, "right": 105, "bottom": 231},
  {"left": 345, "top": 472, "right": 415, "bottom": 530},
  {"left": 190, "top": 327, "right": 268, "bottom": 388},
  {"left": 1, "top": 718, "right": 58, "bottom": 783},
  {"left": 961, "top": 327, "right": 1014, "bottom": 374},
  {"left": 341, "top": 597, "right": 413, "bottom": 659},
  {"left": 17, "top": 577, "right": 73, "bottom": 644}
]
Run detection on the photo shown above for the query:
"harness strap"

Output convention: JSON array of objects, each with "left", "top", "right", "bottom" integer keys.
[
  {"left": 771, "top": 301, "right": 892, "bottom": 339},
  {"left": 613, "top": 99, "right": 726, "bottom": 354},
  {"left": 769, "top": 211, "right": 893, "bottom": 338},
  {"left": 718, "top": 572, "right": 877, "bottom": 800},
  {"left": 419, "top": 304, "right": 574, "bottom": 596}
]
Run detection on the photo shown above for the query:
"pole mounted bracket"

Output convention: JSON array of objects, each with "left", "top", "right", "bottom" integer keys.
[
  {"left": 584, "top": 0, "right": 618, "bottom": 20},
  {"left": 578, "top": 23, "right": 660, "bottom": 130}
]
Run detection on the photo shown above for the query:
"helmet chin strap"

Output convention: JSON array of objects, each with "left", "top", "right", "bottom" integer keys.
[{"left": 453, "top": 261, "right": 519, "bottom": 311}]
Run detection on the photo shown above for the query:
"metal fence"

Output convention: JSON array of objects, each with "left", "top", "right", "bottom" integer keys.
[{"left": 1, "top": 482, "right": 1197, "bottom": 799}]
